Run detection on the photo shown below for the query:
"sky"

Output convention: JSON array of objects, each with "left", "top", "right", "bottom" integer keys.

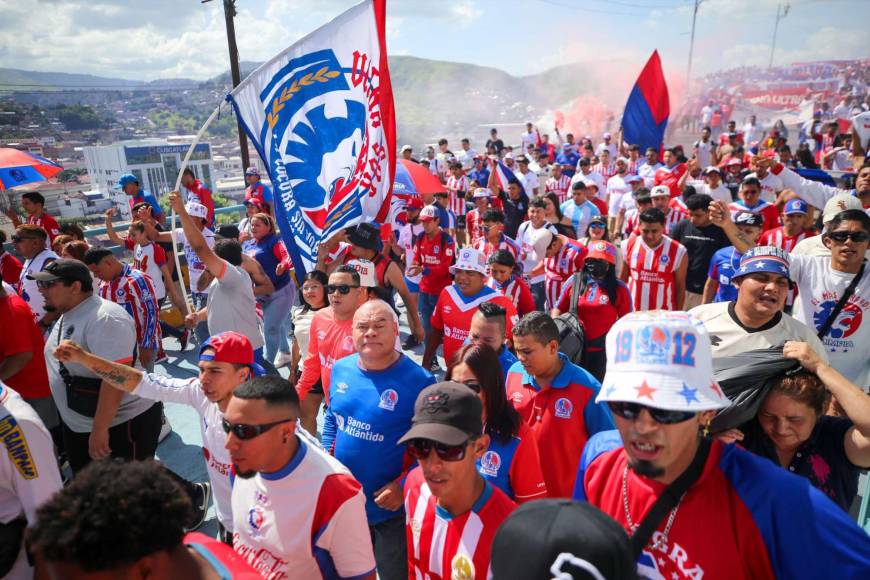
[{"left": 0, "top": 0, "right": 867, "bottom": 83}]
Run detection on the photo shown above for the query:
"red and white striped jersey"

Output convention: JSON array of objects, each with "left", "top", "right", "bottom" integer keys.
[
  {"left": 626, "top": 158, "right": 640, "bottom": 175},
  {"left": 592, "top": 161, "right": 617, "bottom": 182},
  {"left": 404, "top": 468, "right": 515, "bottom": 580},
  {"left": 623, "top": 209, "right": 640, "bottom": 237},
  {"left": 544, "top": 242, "right": 587, "bottom": 310},
  {"left": 465, "top": 209, "right": 486, "bottom": 247},
  {"left": 486, "top": 274, "right": 536, "bottom": 317},
  {"left": 664, "top": 208, "right": 685, "bottom": 234},
  {"left": 545, "top": 174, "right": 572, "bottom": 202},
  {"left": 125, "top": 239, "right": 168, "bottom": 300},
  {"left": 622, "top": 235, "right": 687, "bottom": 311},
  {"left": 97, "top": 263, "right": 161, "bottom": 350},
  {"left": 446, "top": 175, "right": 469, "bottom": 216},
  {"left": 473, "top": 234, "right": 521, "bottom": 265}
]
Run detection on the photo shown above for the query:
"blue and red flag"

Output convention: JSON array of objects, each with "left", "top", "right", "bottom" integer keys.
[
  {"left": 490, "top": 159, "right": 525, "bottom": 195},
  {"left": 621, "top": 50, "right": 670, "bottom": 153}
]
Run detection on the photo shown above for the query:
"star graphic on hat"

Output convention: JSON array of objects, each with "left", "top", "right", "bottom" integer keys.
[
  {"left": 754, "top": 260, "right": 766, "bottom": 269},
  {"left": 635, "top": 380, "right": 656, "bottom": 400},
  {"left": 678, "top": 383, "right": 699, "bottom": 404},
  {"left": 605, "top": 384, "right": 617, "bottom": 397},
  {"left": 739, "top": 265, "right": 748, "bottom": 273}
]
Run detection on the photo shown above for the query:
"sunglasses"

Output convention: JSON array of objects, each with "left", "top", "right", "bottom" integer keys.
[
  {"left": 589, "top": 223, "right": 606, "bottom": 229},
  {"left": 827, "top": 231, "right": 870, "bottom": 243},
  {"left": 326, "top": 284, "right": 360, "bottom": 295},
  {"left": 36, "top": 279, "right": 61, "bottom": 289},
  {"left": 407, "top": 438, "right": 474, "bottom": 462},
  {"left": 221, "top": 418, "right": 293, "bottom": 440},
  {"left": 607, "top": 402, "right": 696, "bottom": 425}
]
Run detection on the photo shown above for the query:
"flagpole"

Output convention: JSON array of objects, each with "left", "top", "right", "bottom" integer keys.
[{"left": 169, "top": 103, "right": 223, "bottom": 313}]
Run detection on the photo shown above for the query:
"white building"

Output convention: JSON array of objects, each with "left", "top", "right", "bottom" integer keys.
[{"left": 83, "top": 138, "right": 216, "bottom": 203}]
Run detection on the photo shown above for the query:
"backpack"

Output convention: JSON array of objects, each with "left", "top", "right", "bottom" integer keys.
[{"left": 553, "top": 274, "right": 585, "bottom": 366}]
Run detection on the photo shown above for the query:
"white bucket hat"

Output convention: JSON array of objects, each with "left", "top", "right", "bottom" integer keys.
[
  {"left": 346, "top": 259, "right": 377, "bottom": 288},
  {"left": 597, "top": 311, "right": 728, "bottom": 412},
  {"left": 185, "top": 202, "right": 208, "bottom": 220},
  {"left": 449, "top": 248, "right": 488, "bottom": 275}
]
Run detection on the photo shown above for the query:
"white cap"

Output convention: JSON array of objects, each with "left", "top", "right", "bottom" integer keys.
[
  {"left": 703, "top": 165, "right": 722, "bottom": 176},
  {"left": 185, "top": 202, "right": 208, "bottom": 219},
  {"left": 597, "top": 311, "right": 728, "bottom": 412},
  {"left": 615, "top": 157, "right": 629, "bottom": 164},
  {"left": 582, "top": 179, "right": 600, "bottom": 191},
  {"left": 472, "top": 187, "right": 493, "bottom": 199},
  {"left": 650, "top": 185, "right": 671, "bottom": 198},
  {"left": 420, "top": 205, "right": 439, "bottom": 222},
  {"left": 822, "top": 193, "right": 862, "bottom": 223},
  {"left": 530, "top": 227, "right": 555, "bottom": 264},
  {"left": 401, "top": 144, "right": 413, "bottom": 152},
  {"left": 603, "top": 132, "right": 612, "bottom": 139},
  {"left": 449, "top": 247, "right": 488, "bottom": 276},
  {"left": 347, "top": 259, "right": 377, "bottom": 288},
  {"left": 624, "top": 175, "right": 641, "bottom": 184}
]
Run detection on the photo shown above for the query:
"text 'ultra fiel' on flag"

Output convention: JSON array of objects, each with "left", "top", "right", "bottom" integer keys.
[
  {"left": 226, "top": 0, "right": 395, "bottom": 275},
  {"left": 621, "top": 50, "right": 670, "bottom": 154}
]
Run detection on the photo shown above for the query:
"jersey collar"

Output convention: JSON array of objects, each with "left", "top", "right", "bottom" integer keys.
[
  {"left": 260, "top": 435, "right": 307, "bottom": 481},
  {"left": 521, "top": 352, "right": 571, "bottom": 390},
  {"left": 452, "top": 283, "right": 494, "bottom": 304},
  {"left": 435, "top": 479, "right": 494, "bottom": 521}
]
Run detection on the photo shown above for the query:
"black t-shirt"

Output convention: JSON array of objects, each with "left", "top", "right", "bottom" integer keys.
[
  {"left": 670, "top": 220, "right": 730, "bottom": 293},
  {"left": 741, "top": 415, "right": 858, "bottom": 511},
  {"left": 486, "top": 138, "right": 505, "bottom": 154}
]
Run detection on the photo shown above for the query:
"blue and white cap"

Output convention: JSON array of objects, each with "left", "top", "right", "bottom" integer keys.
[
  {"left": 597, "top": 311, "right": 728, "bottom": 412},
  {"left": 732, "top": 246, "right": 790, "bottom": 280},
  {"left": 783, "top": 199, "right": 808, "bottom": 215}
]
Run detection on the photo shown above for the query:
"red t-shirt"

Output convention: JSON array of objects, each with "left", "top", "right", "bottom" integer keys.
[
  {"left": 413, "top": 230, "right": 455, "bottom": 295},
  {"left": 431, "top": 285, "right": 518, "bottom": 366},
  {"left": 183, "top": 532, "right": 260, "bottom": 578},
  {"left": 486, "top": 275, "right": 536, "bottom": 318},
  {"left": 654, "top": 163, "right": 687, "bottom": 198},
  {"left": 557, "top": 279, "right": 633, "bottom": 346},
  {"left": 296, "top": 307, "right": 355, "bottom": 402},
  {"left": 0, "top": 253, "right": 22, "bottom": 285},
  {"left": 0, "top": 292, "right": 49, "bottom": 398},
  {"left": 29, "top": 213, "right": 61, "bottom": 242}
]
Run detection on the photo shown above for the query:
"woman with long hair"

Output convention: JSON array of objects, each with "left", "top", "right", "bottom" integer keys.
[
  {"left": 551, "top": 241, "right": 632, "bottom": 381},
  {"left": 289, "top": 270, "right": 329, "bottom": 386},
  {"left": 542, "top": 192, "right": 577, "bottom": 238},
  {"left": 242, "top": 212, "right": 296, "bottom": 368},
  {"left": 447, "top": 343, "right": 547, "bottom": 502}
]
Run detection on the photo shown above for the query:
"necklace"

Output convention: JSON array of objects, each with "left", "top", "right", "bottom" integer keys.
[{"left": 622, "top": 465, "right": 684, "bottom": 551}]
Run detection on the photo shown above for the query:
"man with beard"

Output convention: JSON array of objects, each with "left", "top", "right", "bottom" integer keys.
[
  {"left": 225, "top": 376, "right": 376, "bottom": 579},
  {"left": 576, "top": 311, "right": 870, "bottom": 578}
]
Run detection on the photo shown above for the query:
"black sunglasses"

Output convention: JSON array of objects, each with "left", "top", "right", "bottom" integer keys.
[
  {"left": 608, "top": 402, "right": 696, "bottom": 425},
  {"left": 326, "top": 284, "right": 360, "bottom": 295},
  {"left": 221, "top": 418, "right": 293, "bottom": 440},
  {"left": 827, "top": 231, "right": 870, "bottom": 244},
  {"left": 36, "top": 279, "right": 61, "bottom": 289},
  {"left": 406, "top": 438, "right": 472, "bottom": 462}
]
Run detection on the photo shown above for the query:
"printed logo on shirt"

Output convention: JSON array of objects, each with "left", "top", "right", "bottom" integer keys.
[
  {"left": 446, "top": 248, "right": 453, "bottom": 257},
  {"left": 599, "top": 294, "right": 609, "bottom": 304},
  {"left": 554, "top": 398, "right": 574, "bottom": 419},
  {"left": 341, "top": 414, "right": 385, "bottom": 442},
  {"left": 247, "top": 505, "right": 266, "bottom": 537},
  {"left": 335, "top": 382, "right": 349, "bottom": 395},
  {"left": 480, "top": 450, "right": 502, "bottom": 476},
  {"left": 341, "top": 335, "right": 354, "bottom": 352},
  {"left": 433, "top": 245, "right": 441, "bottom": 254},
  {"left": 636, "top": 326, "right": 671, "bottom": 365},
  {"left": 0, "top": 414, "right": 38, "bottom": 479},
  {"left": 451, "top": 553, "right": 475, "bottom": 580},
  {"left": 637, "top": 532, "right": 704, "bottom": 579},
  {"left": 317, "top": 329, "right": 327, "bottom": 340},
  {"left": 510, "top": 391, "right": 525, "bottom": 405},
  {"left": 443, "top": 305, "right": 452, "bottom": 314},
  {"left": 813, "top": 300, "right": 864, "bottom": 354},
  {"left": 659, "top": 254, "right": 670, "bottom": 264},
  {"left": 255, "top": 491, "right": 271, "bottom": 507},
  {"left": 202, "top": 447, "right": 231, "bottom": 477},
  {"left": 378, "top": 389, "right": 399, "bottom": 411}
]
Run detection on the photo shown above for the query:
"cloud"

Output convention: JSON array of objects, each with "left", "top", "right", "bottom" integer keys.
[
  {"left": 450, "top": 1, "right": 484, "bottom": 24},
  {"left": 721, "top": 26, "right": 869, "bottom": 69}
]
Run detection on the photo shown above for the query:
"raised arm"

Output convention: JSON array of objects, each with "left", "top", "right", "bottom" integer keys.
[
  {"left": 709, "top": 200, "right": 754, "bottom": 254},
  {"left": 167, "top": 191, "right": 224, "bottom": 277},
  {"left": 53, "top": 340, "right": 143, "bottom": 393},
  {"left": 104, "top": 208, "right": 125, "bottom": 246}
]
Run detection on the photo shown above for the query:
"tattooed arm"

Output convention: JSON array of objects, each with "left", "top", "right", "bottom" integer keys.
[{"left": 53, "top": 340, "right": 143, "bottom": 393}]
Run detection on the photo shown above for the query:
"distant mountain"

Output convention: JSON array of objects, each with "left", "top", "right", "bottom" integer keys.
[{"left": 0, "top": 67, "right": 142, "bottom": 91}]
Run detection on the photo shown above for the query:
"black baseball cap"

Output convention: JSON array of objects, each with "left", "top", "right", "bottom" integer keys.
[
  {"left": 347, "top": 222, "right": 381, "bottom": 251},
  {"left": 398, "top": 382, "right": 483, "bottom": 446},
  {"left": 734, "top": 211, "right": 764, "bottom": 227},
  {"left": 491, "top": 500, "right": 637, "bottom": 580},
  {"left": 26, "top": 259, "right": 92, "bottom": 285}
]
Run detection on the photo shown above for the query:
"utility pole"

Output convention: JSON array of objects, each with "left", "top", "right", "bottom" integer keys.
[
  {"left": 686, "top": 0, "right": 702, "bottom": 97},
  {"left": 768, "top": 3, "right": 790, "bottom": 69},
  {"left": 203, "top": 0, "right": 250, "bottom": 170}
]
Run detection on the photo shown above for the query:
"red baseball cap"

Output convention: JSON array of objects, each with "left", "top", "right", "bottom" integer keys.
[
  {"left": 586, "top": 240, "right": 618, "bottom": 265},
  {"left": 405, "top": 196, "right": 424, "bottom": 210},
  {"left": 199, "top": 332, "right": 264, "bottom": 376}
]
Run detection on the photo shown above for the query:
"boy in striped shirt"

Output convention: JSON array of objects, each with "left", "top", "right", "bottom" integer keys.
[
  {"left": 446, "top": 162, "right": 469, "bottom": 245},
  {"left": 543, "top": 231, "right": 587, "bottom": 310},
  {"left": 400, "top": 382, "right": 516, "bottom": 580},
  {"left": 545, "top": 163, "right": 572, "bottom": 203}
]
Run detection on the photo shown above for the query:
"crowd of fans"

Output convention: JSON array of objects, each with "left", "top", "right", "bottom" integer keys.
[{"left": 1, "top": 101, "right": 870, "bottom": 579}]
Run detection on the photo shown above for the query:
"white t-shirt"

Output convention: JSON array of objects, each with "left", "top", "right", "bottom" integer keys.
[
  {"left": 690, "top": 301, "right": 828, "bottom": 360},
  {"left": 206, "top": 262, "right": 264, "bottom": 350},
  {"left": 595, "top": 142, "right": 617, "bottom": 158},
  {"left": 174, "top": 227, "right": 215, "bottom": 295},
  {"left": 398, "top": 222, "right": 424, "bottom": 284},
  {"left": 44, "top": 296, "right": 153, "bottom": 433},
  {"left": 606, "top": 174, "right": 633, "bottom": 215},
  {"left": 18, "top": 249, "right": 58, "bottom": 321},
  {"left": 456, "top": 148, "right": 477, "bottom": 171},
  {"left": 517, "top": 221, "right": 557, "bottom": 284},
  {"left": 571, "top": 170, "right": 606, "bottom": 199},
  {"left": 694, "top": 140, "right": 715, "bottom": 168},
  {"left": 231, "top": 436, "right": 375, "bottom": 579},
  {"left": 516, "top": 169, "right": 540, "bottom": 196},
  {"left": 133, "top": 373, "right": 234, "bottom": 529},
  {"left": 790, "top": 255, "right": 870, "bottom": 389},
  {"left": 0, "top": 383, "right": 63, "bottom": 579},
  {"left": 755, "top": 172, "right": 784, "bottom": 204},
  {"left": 520, "top": 130, "right": 539, "bottom": 152},
  {"left": 695, "top": 183, "right": 732, "bottom": 204}
]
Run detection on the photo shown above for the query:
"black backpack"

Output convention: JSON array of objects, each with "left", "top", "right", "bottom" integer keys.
[{"left": 553, "top": 274, "right": 585, "bottom": 366}]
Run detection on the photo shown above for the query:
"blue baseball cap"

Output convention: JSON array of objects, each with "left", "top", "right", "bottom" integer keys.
[
  {"left": 783, "top": 199, "right": 808, "bottom": 215},
  {"left": 117, "top": 173, "right": 138, "bottom": 189},
  {"left": 733, "top": 246, "right": 790, "bottom": 280}
]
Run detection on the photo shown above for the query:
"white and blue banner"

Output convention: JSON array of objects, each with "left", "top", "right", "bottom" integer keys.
[{"left": 226, "top": 0, "right": 395, "bottom": 274}]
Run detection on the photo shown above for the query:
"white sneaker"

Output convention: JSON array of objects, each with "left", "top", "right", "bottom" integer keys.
[
  {"left": 274, "top": 351, "right": 294, "bottom": 368},
  {"left": 159, "top": 415, "right": 172, "bottom": 443}
]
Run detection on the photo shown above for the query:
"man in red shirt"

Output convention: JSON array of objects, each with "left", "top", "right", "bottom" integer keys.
[
  {"left": 654, "top": 148, "right": 687, "bottom": 198},
  {"left": 422, "top": 248, "right": 518, "bottom": 371},
  {"left": 5, "top": 191, "right": 61, "bottom": 244},
  {"left": 399, "top": 382, "right": 516, "bottom": 580},
  {"left": 505, "top": 312, "right": 614, "bottom": 497},
  {"left": 295, "top": 265, "right": 366, "bottom": 436},
  {"left": 0, "top": 230, "right": 22, "bottom": 285},
  {"left": 409, "top": 205, "right": 456, "bottom": 358},
  {"left": 0, "top": 282, "right": 56, "bottom": 431},
  {"left": 727, "top": 177, "right": 780, "bottom": 232},
  {"left": 181, "top": 168, "right": 215, "bottom": 227}
]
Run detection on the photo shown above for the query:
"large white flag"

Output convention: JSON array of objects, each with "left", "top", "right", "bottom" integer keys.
[{"left": 226, "top": 0, "right": 395, "bottom": 273}]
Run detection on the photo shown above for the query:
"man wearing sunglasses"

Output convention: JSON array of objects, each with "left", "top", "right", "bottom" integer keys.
[
  {"left": 577, "top": 311, "right": 870, "bottom": 577},
  {"left": 789, "top": 209, "right": 870, "bottom": 390},
  {"left": 12, "top": 224, "right": 59, "bottom": 332},
  {"left": 53, "top": 330, "right": 264, "bottom": 543},
  {"left": 399, "top": 382, "right": 516, "bottom": 580},
  {"left": 321, "top": 299, "right": 434, "bottom": 580},
  {"left": 296, "top": 265, "right": 366, "bottom": 435},
  {"left": 225, "top": 376, "right": 376, "bottom": 579}
]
